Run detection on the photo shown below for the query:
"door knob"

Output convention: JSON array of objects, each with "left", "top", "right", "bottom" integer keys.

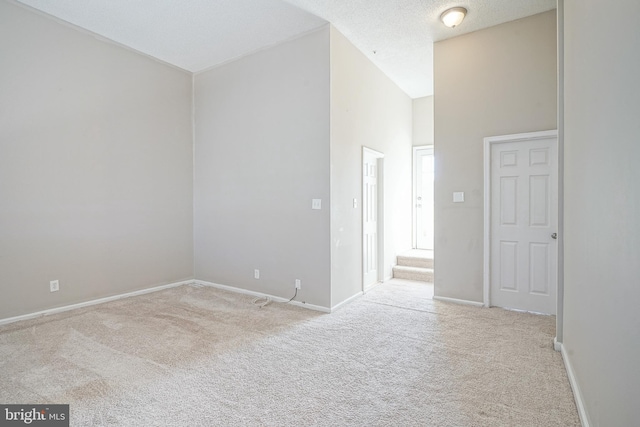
[{"left": 551, "top": 233, "right": 557, "bottom": 239}]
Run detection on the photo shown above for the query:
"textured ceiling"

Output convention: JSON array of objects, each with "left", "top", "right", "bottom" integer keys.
[
  {"left": 284, "top": 0, "right": 557, "bottom": 97},
  {"left": 15, "top": 0, "right": 556, "bottom": 98}
]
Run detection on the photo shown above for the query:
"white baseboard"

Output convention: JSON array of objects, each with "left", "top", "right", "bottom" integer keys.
[
  {"left": 557, "top": 341, "right": 590, "bottom": 427},
  {"left": 0, "top": 280, "right": 194, "bottom": 326},
  {"left": 331, "top": 291, "right": 364, "bottom": 312},
  {"left": 433, "top": 295, "right": 484, "bottom": 307},
  {"left": 194, "top": 280, "right": 331, "bottom": 313}
]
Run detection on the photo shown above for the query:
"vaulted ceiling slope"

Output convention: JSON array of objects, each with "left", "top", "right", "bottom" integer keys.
[
  {"left": 15, "top": 0, "right": 556, "bottom": 98},
  {"left": 14, "top": 0, "right": 328, "bottom": 73}
]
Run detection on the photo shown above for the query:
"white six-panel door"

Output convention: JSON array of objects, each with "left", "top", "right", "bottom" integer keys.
[{"left": 488, "top": 132, "right": 558, "bottom": 314}]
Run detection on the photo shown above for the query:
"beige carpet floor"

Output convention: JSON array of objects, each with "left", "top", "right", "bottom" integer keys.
[{"left": 0, "top": 279, "right": 580, "bottom": 426}]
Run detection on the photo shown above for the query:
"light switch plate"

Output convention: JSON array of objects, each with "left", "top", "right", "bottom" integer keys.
[
  {"left": 312, "top": 199, "right": 322, "bottom": 210},
  {"left": 453, "top": 192, "right": 465, "bottom": 203}
]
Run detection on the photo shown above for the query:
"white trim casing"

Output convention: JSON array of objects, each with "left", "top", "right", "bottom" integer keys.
[
  {"left": 556, "top": 0, "right": 566, "bottom": 349},
  {"left": 0, "top": 280, "right": 194, "bottom": 326},
  {"left": 482, "top": 130, "right": 559, "bottom": 308}
]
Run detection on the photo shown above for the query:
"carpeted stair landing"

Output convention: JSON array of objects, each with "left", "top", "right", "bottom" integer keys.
[{"left": 393, "top": 249, "right": 434, "bottom": 282}]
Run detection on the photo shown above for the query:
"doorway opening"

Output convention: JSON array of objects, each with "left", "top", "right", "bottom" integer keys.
[
  {"left": 362, "top": 147, "right": 384, "bottom": 291},
  {"left": 413, "top": 146, "right": 434, "bottom": 250}
]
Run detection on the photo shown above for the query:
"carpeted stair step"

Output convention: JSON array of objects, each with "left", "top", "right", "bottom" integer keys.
[
  {"left": 392, "top": 265, "right": 434, "bottom": 282},
  {"left": 397, "top": 255, "right": 434, "bottom": 269}
]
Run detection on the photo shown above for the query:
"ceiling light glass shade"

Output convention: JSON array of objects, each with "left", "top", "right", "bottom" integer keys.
[{"left": 440, "top": 7, "right": 467, "bottom": 28}]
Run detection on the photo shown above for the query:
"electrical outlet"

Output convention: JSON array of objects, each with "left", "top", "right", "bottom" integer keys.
[
  {"left": 295, "top": 279, "right": 301, "bottom": 289},
  {"left": 254, "top": 269, "right": 260, "bottom": 279},
  {"left": 50, "top": 280, "right": 59, "bottom": 292}
]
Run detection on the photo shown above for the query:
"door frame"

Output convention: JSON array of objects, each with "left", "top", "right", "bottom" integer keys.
[
  {"left": 413, "top": 145, "right": 434, "bottom": 249},
  {"left": 483, "top": 129, "right": 558, "bottom": 308},
  {"left": 362, "top": 146, "right": 385, "bottom": 291}
]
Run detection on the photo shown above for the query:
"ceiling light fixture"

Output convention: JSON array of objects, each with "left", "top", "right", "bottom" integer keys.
[{"left": 440, "top": 7, "right": 467, "bottom": 28}]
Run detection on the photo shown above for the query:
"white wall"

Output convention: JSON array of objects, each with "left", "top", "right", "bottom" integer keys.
[
  {"left": 329, "top": 27, "right": 413, "bottom": 307},
  {"left": 194, "top": 26, "right": 412, "bottom": 310},
  {"left": 562, "top": 0, "right": 640, "bottom": 424},
  {"left": 1, "top": 2, "right": 414, "bottom": 317},
  {"left": 433, "top": 11, "right": 557, "bottom": 302},
  {"left": 413, "top": 96, "right": 434, "bottom": 147},
  {"left": 0, "top": 1, "right": 194, "bottom": 318},
  {"left": 194, "top": 27, "right": 331, "bottom": 308}
]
